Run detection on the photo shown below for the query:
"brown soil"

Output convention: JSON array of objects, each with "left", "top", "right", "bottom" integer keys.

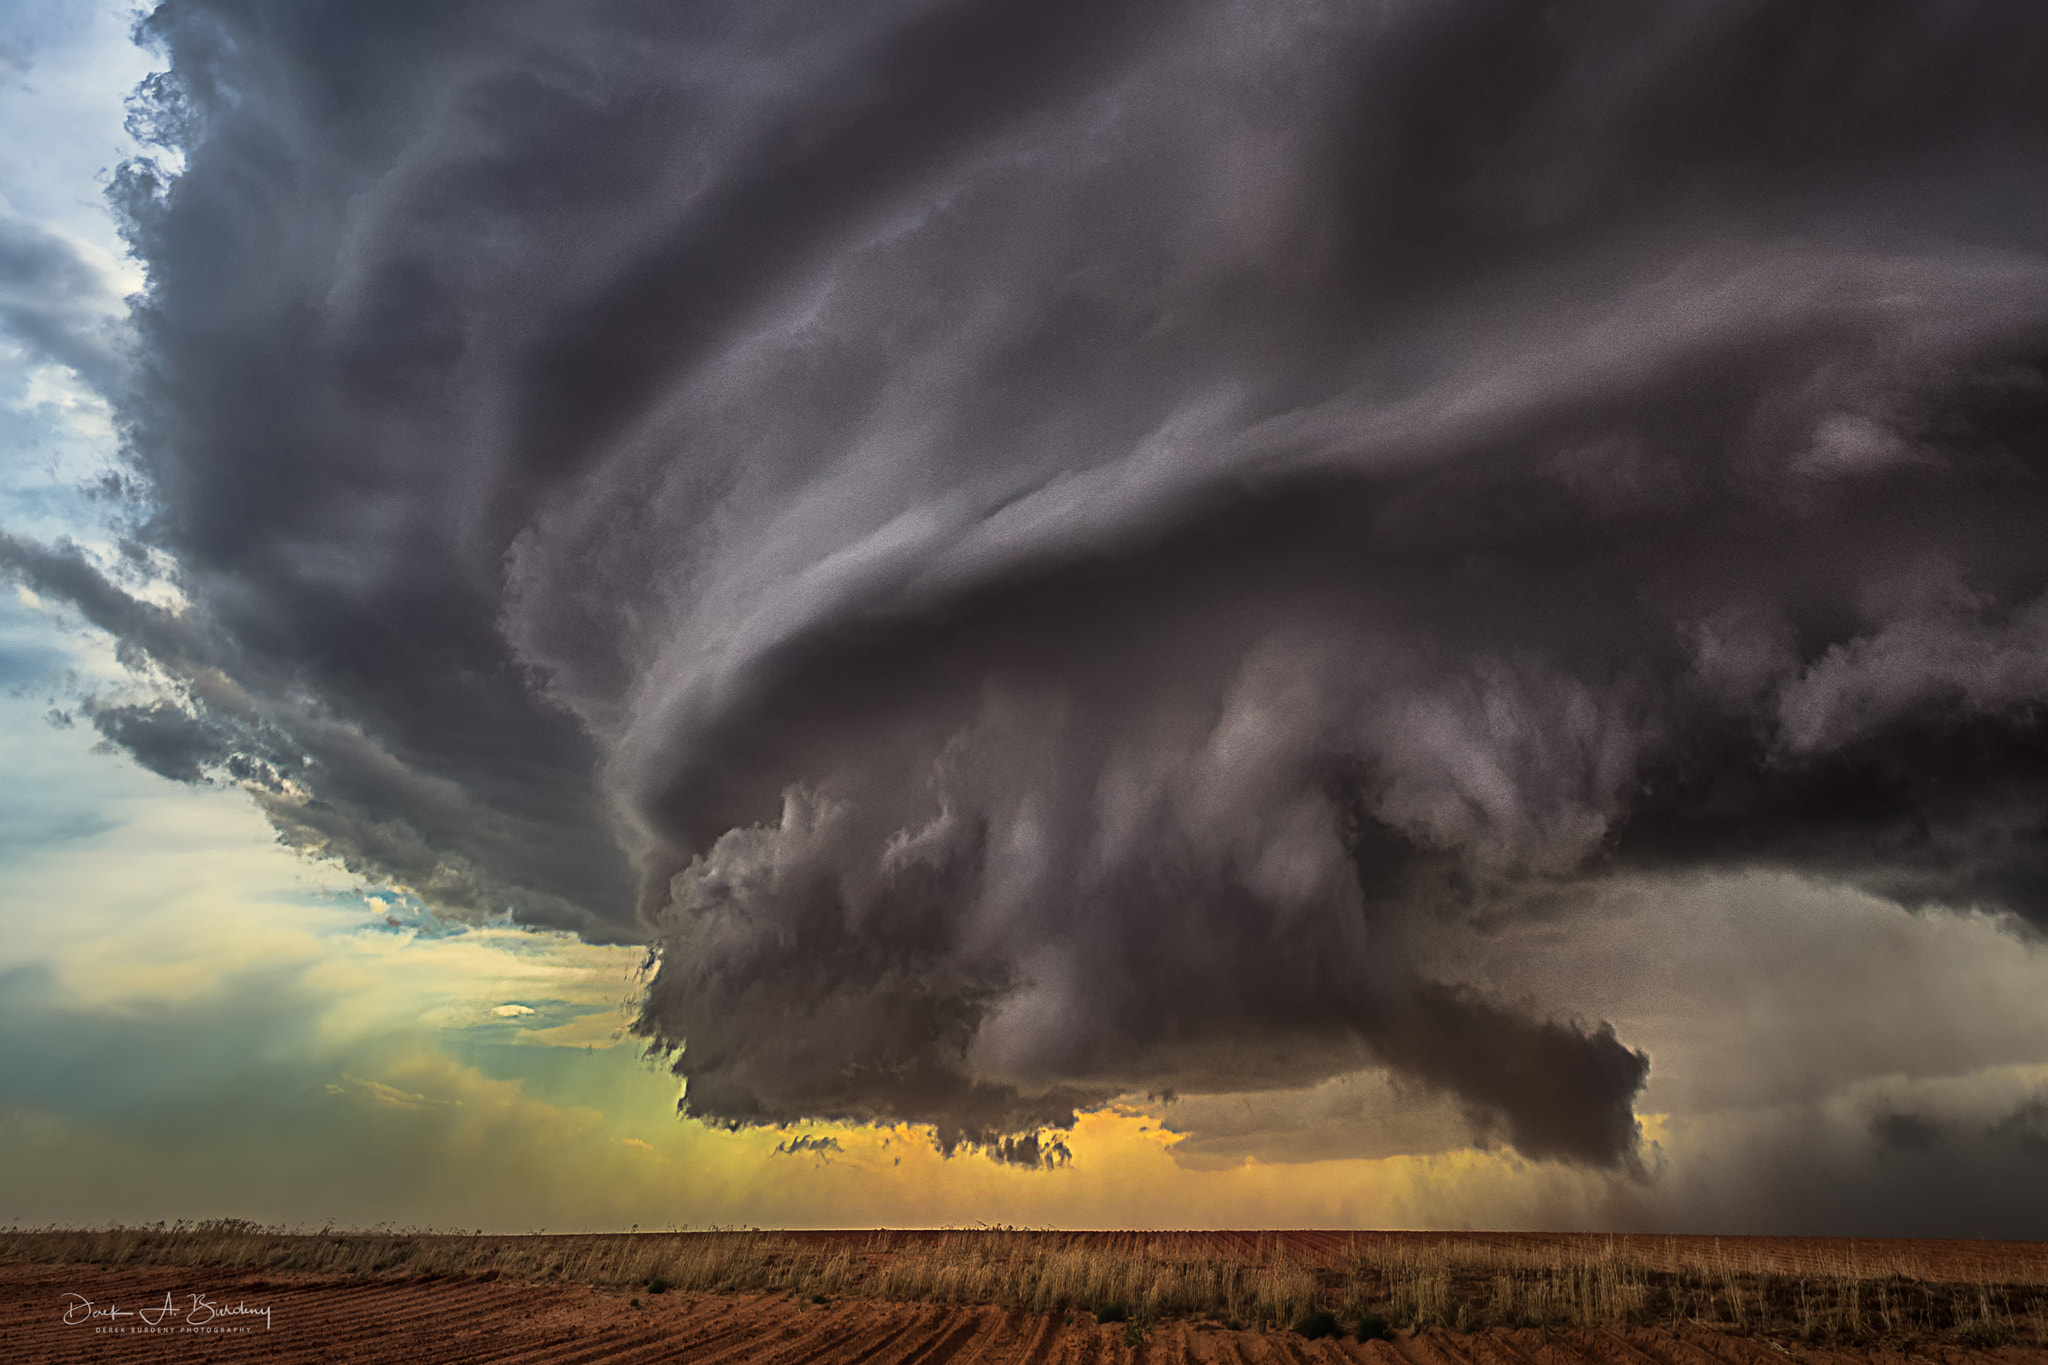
[{"left": 7, "top": 1254, "right": 2046, "bottom": 1365}]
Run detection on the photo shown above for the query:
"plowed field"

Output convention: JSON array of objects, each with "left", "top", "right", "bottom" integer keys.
[{"left": 7, "top": 1256, "right": 2046, "bottom": 1365}]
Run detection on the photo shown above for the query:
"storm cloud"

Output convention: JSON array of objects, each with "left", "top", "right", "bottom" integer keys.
[
  {"left": 11, "top": 0, "right": 2048, "bottom": 1171},
  {"left": 0, "top": 213, "right": 128, "bottom": 395}
]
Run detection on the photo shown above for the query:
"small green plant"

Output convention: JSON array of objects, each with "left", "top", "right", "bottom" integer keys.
[
  {"left": 645, "top": 1276, "right": 670, "bottom": 1295},
  {"left": 1124, "top": 1319, "right": 1147, "bottom": 1348},
  {"left": 1294, "top": 1309, "right": 1340, "bottom": 1340},
  {"left": 1355, "top": 1312, "right": 1392, "bottom": 1341},
  {"left": 630, "top": 1297, "right": 641, "bottom": 1308},
  {"left": 1095, "top": 1302, "right": 1127, "bottom": 1324},
  {"left": 811, "top": 1293, "right": 829, "bottom": 1305}
]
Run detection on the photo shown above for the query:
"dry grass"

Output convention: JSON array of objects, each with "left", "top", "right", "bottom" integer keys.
[
  {"left": 4, "top": 1223, "right": 2045, "bottom": 1346},
  {"left": 1337, "top": 1234, "right": 2048, "bottom": 1346}
]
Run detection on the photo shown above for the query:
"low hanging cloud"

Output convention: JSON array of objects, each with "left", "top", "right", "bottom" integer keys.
[{"left": 7, "top": 0, "right": 2048, "bottom": 1172}]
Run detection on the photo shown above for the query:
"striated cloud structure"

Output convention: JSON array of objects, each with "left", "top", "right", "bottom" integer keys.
[{"left": 11, "top": 0, "right": 2048, "bottom": 1166}]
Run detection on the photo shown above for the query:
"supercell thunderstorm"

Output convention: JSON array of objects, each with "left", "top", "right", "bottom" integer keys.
[{"left": 9, "top": 0, "right": 2048, "bottom": 1168}]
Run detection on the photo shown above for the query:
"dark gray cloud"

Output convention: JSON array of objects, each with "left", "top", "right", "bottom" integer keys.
[
  {"left": 88, "top": 698, "right": 228, "bottom": 783},
  {"left": 0, "top": 214, "right": 127, "bottom": 395},
  {"left": 10, "top": 0, "right": 2048, "bottom": 1175},
  {"left": 1869, "top": 1110, "right": 1944, "bottom": 1154},
  {"left": 0, "top": 530, "right": 633, "bottom": 937},
  {"left": 1991, "top": 1093, "right": 2048, "bottom": 1163}
]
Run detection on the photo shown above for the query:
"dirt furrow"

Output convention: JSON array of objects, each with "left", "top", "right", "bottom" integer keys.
[
  {"left": 780, "top": 1303, "right": 935, "bottom": 1365},
  {"left": 1454, "top": 1327, "right": 1545, "bottom": 1365},
  {"left": 1007, "top": 1308, "right": 1069, "bottom": 1365},
  {"left": 262, "top": 1278, "right": 520, "bottom": 1336},
  {"left": 274, "top": 1291, "right": 575, "bottom": 1360},
  {"left": 1059, "top": 1319, "right": 1107, "bottom": 1365},
  {"left": 1260, "top": 1327, "right": 1320, "bottom": 1365},
  {"left": 1588, "top": 1325, "right": 1684, "bottom": 1365},
  {"left": 485, "top": 1318, "right": 728, "bottom": 1365},
  {"left": 291, "top": 1281, "right": 650, "bottom": 1365},
  {"left": 905, "top": 1308, "right": 1004, "bottom": 1365},
  {"left": 1505, "top": 1331, "right": 1582, "bottom": 1365},
  {"left": 1383, "top": 1327, "right": 1476, "bottom": 1365},
  {"left": 1200, "top": 1329, "right": 1258, "bottom": 1365},
  {"left": 864, "top": 1307, "right": 981, "bottom": 1365},
  {"left": 1671, "top": 1329, "right": 1803, "bottom": 1365},
  {"left": 1282, "top": 1332, "right": 1366, "bottom": 1364},
  {"left": 1142, "top": 1319, "right": 1195, "bottom": 1365},
  {"left": 740, "top": 1303, "right": 906, "bottom": 1365},
  {"left": 1606, "top": 1327, "right": 1730, "bottom": 1365},
  {"left": 617, "top": 1294, "right": 775, "bottom": 1362},
  {"left": 1352, "top": 1339, "right": 1412, "bottom": 1365},
  {"left": 460, "top": 1300, "right": 712, "bottom": 1365},
  {"left": 8, "top": 1269, "right": 293, "bottom": 1363},
  {"left": 7, "top": 1258, "right": 2048, "bottom": 1365},
  {"left": 952, "top": 1307, "right": 1044, "bottom": 1365}
]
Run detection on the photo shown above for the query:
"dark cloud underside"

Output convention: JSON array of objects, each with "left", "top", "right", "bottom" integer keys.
[{"left": 9, "top": 0, "right": 2048, "bottom": 1168}]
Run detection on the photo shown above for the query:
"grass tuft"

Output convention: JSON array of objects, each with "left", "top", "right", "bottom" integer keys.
[{"left": 1294, "top": 1309, "right": 1340, "bottom": 1339}]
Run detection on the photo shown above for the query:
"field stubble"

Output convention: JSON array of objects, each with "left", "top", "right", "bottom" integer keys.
[{"left": 5, "top": 1223, "right": 2046, "bottom": 1349}]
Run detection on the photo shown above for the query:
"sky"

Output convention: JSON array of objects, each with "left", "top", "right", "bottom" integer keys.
[{"left": 2, "top": 0, "right": 2048, "bottom": 1236}]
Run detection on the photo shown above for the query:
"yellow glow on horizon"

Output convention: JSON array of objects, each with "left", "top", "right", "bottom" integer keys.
[{"left": 0, "top": 720, "right": 1783, "bottom": 1234}]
